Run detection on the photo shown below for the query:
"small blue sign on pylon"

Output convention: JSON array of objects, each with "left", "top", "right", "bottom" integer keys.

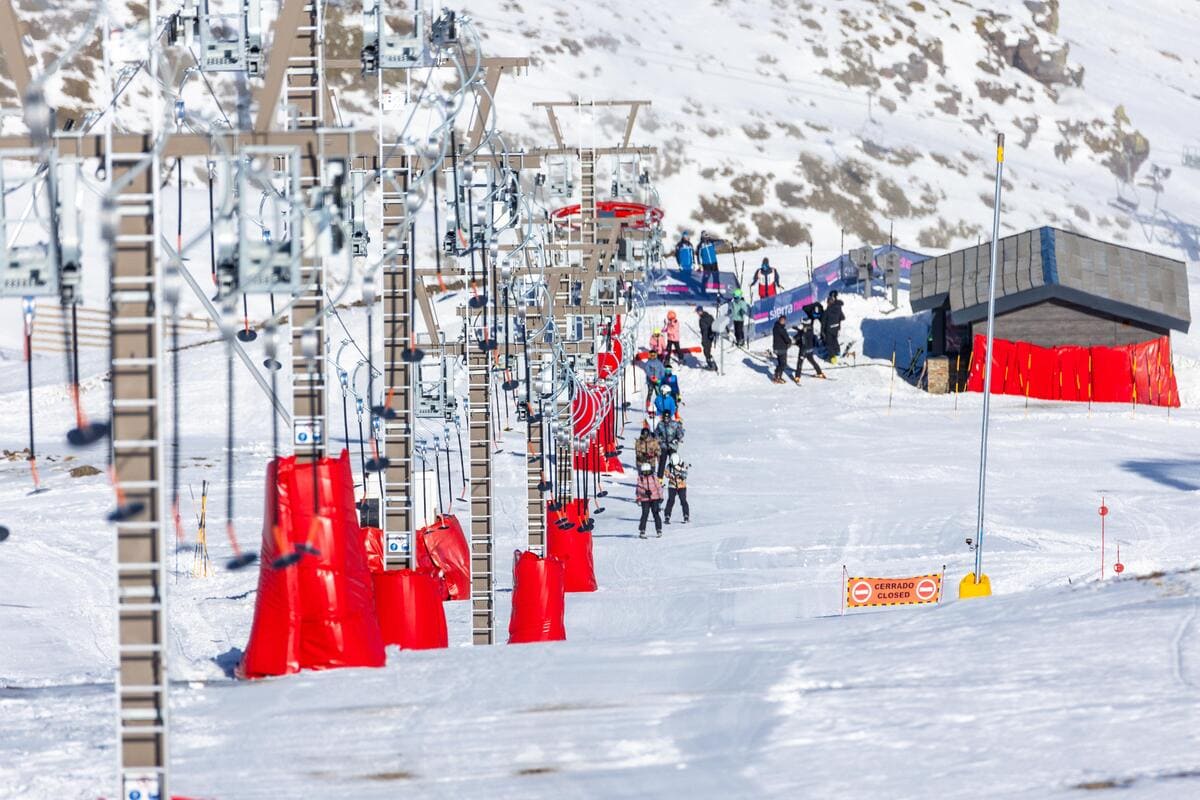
[{"left": 293, "top": 420, "right": 324, "bottom": 446}]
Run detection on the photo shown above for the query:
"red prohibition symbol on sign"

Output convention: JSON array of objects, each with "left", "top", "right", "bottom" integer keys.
[
  {"left": 851, "top": 581, "right": 872, "bottom": 603},
  {"left": 915, "top": 578, "right": 938, "bottom": 602},
  {"left": 1114, "top": 562, "right": 1125, "bottom": 574},
  {"left": 1099, "top": 504, "right": 1109, "bottom": 517}
]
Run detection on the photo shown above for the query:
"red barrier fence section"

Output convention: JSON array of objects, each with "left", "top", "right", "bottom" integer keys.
[
  {"left": 416, "top": 515, "right": 471, "bottom": 601},
  {"left": 508, "top": 550, "right": 567, "bottom": 643},
  {"left": 965, "top": 334, "right": 1179, "bottom": 407},
  {"left": 241, "top": 452, "right": 386, "bottom": 678},
  {"left": 362, "top": 526, "right": 384, "bottom": 573},
  {"left": 372, "top": 569, "right": 449, "bottom": 649},
  {"left": 547, "top": 499, "right": 598, "bottom": 593},
  {"left": 240, "top": 458, "right": 302, "bottom": 677}
]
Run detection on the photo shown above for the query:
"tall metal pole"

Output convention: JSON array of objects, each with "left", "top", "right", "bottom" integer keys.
[{"left": 973, "top": 133, "right": 1005, "bottom": 584}]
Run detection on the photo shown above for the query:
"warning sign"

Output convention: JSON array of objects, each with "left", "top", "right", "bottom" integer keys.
[{"left": 845, "top": 573, "right": 942, "bottom": 608}]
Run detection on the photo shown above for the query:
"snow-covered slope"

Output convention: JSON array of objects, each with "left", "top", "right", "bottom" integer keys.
[{"left": 3, "top": 264, "right": 1200, "bottom": 796}]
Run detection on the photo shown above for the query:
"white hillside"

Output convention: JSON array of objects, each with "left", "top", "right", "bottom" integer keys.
[{"left": 5, "top": 0, "right": 1198, "bottom": 262}]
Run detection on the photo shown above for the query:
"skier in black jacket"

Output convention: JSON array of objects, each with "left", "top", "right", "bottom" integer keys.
[
  {"left": 822, "top": 290, "right": 845, "bottom": 364},
  {"left": 792, "top": 315, "right": 827, "bottom": 383},
  {"left": 771, "top": 314, "right": 791, "bottom": 383},
  {"left": 695, "top": 305, "right": 717, "bottom": 370}
]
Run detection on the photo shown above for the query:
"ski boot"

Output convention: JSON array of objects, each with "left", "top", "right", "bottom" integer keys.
[
  {"left": 664, "top": 516, "right": 671, "bottom": 525},
  {"left": 639, "top": 529, "right": 648, "bottom": 539},
  {"left": 656, "top": 528, "right": 663, "bottom": 538},
  {"left": 683, "top": 515, "right": 690, "bottom": 524},
  {"left": 816, "top": 373, "right": 827, "bottom": 380},
  {"left": 772, "top": 377, "right": 786, "bottom": 384},
  {"left": 792, "top": 376, "right": 802, "bottom": 384}
]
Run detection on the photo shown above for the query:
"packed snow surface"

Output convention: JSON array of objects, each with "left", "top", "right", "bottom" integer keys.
[{"left": 2, "top": 266, "right": 1200, "bottom": 797}]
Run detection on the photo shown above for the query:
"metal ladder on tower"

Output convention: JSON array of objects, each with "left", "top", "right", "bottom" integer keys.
[
  {"left": 467, "top": 344, "right": 494, "bottom": 643},
  {"left": 282, "top": 2, "right": 325, "bottom": 131},
  {"left": 286, "top": 0, "right": 328, "bottom": 459},
  {"left": 579, "top": 148, "right": 598, "bottom": 248},
  {"left": 108, "top": 146, "right": 169, "bottom": 798},
  {"left": 381, "top": 165, "right": 416, "bottom": 568},
  {"left": 524, "top": 308, "right": 547, "bottom": 557}
]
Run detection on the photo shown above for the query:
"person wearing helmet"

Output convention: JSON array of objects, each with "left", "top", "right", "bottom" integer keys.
[
  {"left": 642, "top": 351, "right": 666, "bottom": 409},
  {"left": 653, "top": 382, "right": 678, "bottom": 418},
  {"left": 653, "top": 411, "right": 684, "bottom": 478},
  {"left": 635, "top": 423, "right": 661, "bottom": 470},
  {"left": 635, "top": 461, "right": 664, "bottom": 539},
  {"left": 695, "top": 305, "right": 717, "bottom": 370},
  {"left": 791, "top": 314, "right": 827, "bottom": 383},
  {"left": 729, "top": 288, "right": 751, "bottom": 347},
  {"left": 664, "top": 310, "right": 683, "bottom": 366},
  {"left": 648, "top": 326, "right": 668, "bottom": 364},
  {"left": 822, "top": 290, "right": 845, "bottom": 364},
  {"left": 751, "top": 258, "right": 782, "bottom": 299},
  {"left": 664, "top": 451, "right": 690, "bottom": 525}
]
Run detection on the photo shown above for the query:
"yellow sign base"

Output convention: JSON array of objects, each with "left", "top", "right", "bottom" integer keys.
[{"left": 958, "top": 572, "right": 992, "bottom": 599}]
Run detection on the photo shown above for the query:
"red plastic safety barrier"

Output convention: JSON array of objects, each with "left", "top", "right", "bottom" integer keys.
[
  {"left": 362, "top": 526, "right": 384, "bottom": 573},
  {"left": 508, "top": 550, "right": 567, "bottom": 644},
  {"left": 597, "top": 351, "right": 619, "bottom": 379},
  {"left": 1056, "top": 345, "right": 1090, "bottom": 402},
  {"left": 241, "top": 451, "right": 386, "bottom": 678},
  {"left": 547, "top": 499, "right": 598, "bottom": 593},
  {"left": 372, "top": 569, "right": 449, "bottom": 649},
  {"left": 416, "top": 515, "right": 471, "bottom": 601},
  {"left": 966, "top": 334, "right": 1179, "bottom": 407}
]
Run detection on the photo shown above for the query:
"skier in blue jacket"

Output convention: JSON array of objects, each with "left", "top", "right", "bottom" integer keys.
[
  {"left": 642, "top": 351, "right": 665, "bottom": 408},
  {"left": 653, "top": 384, "right": 678, "bottom": 418},
  {"left": 697, "top": 231, "right": 725, "bottom": 291},
  {"left": 660, "top": 366, "right": 681, "bottom": 400},
  {"left": 673, "top": 233, "right": 696, "bottom": 273}
]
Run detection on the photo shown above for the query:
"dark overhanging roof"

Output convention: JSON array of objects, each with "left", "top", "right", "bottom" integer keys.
[{"left": 909, "top": 227, "right": 1191, "bottom": 333}]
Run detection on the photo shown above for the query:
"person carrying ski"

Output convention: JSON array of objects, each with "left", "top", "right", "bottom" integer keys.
[
  {"left": 653, "top": 383, "right": 678, "bottom": 418},
  {"left": 648, "top": 327, "right": 668, "bottom": 361},
  {"left": 664, "top": 452, "right": 690, "bottom": 524},
  {"left": 664, "top": 311, "right": 683, "bottom": 365},
  {"left": 791, "top": 315, "right": 827, "bottom": 383},
  {"left": 697, "top": 231, "right": 724, "bottom": 291},
  {"left": 653, "top": 412, "right": 684, "bottom": 478},
  {"left": 673, "top": 233, "right": 696, "bottom": 273},
  {"left": 822, "top": 290, "right": 845, "bottom": 364},
  {"left": 635, "top": 462, "right": 664, "bottom": 539},
  {"left": 643, "top": 351, "right": 666, "bottom": 407},
  {"left": 635, "top": 424, "right": 661, "bottom": 470},
  {"left": 729, "top": 288, "right": 751, "bottom": 347},
  {"left": 751, "top": 258, "right": 782, "bottom": 299},
  {"left": 695, "top": 305, "right": 717, "bottom": 370},
  {"left": 771, "top": 314, "right": 791, "bottom": 383}
]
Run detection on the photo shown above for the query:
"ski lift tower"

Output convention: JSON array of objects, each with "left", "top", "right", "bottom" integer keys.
[
  {"left": 529, "top": 100, "right": 657, "bottom": 552},
  {"left": 0, "top": 0, "right": 382, "bottom": 796}
]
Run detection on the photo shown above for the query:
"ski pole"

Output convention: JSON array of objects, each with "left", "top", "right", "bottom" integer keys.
[{"left": 21, "top": 299, "right": 42, "bottom": 493}]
